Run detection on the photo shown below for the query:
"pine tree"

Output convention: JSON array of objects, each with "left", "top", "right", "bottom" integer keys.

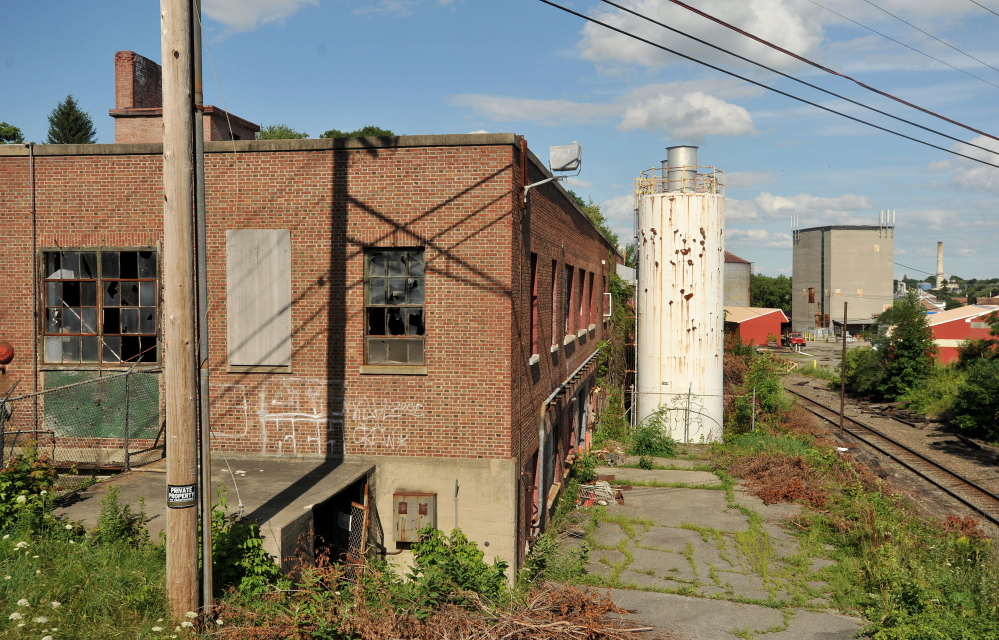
[{"left": 45, "top": 95, "right": 97, "bottom": 144}]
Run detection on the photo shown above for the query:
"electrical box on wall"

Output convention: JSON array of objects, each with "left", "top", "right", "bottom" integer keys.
[{"left": 393, "top": 492, "right": 436, "bottom": 543}]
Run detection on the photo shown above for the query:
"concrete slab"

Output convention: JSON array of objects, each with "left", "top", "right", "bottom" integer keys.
[
  {"left": 606, "top": 589, "right": 862, "bottom": 640},
  {"left": 610, "top": 456, "right": 705, "bottom": 469},
  {"left": 610, "top": 488, "right": 750, "bottom": 530},
  {"left": 54, "top": 456, "right": 373, "bottom": 569},
  {"left": 597, "top": 466, "right": 722, "bottom": 486}
]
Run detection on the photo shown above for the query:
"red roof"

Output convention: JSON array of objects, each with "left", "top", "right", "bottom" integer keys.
[{"left": 724, "top": 251, "right": 750, "bottom": 264}]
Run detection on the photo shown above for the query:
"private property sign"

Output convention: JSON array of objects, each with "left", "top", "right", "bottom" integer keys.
[{"left": 167, "top": 483, "right": 197, "bottom": 508}]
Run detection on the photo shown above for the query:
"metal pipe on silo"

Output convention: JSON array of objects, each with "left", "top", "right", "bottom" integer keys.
[
  {"left": 635, "top": 147, "right": 724, "bottom": 443},
  {"left": 936, "top": 242, "right": 945, "bottom": 289}
]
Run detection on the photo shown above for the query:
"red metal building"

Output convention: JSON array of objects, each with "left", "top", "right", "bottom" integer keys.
[
  {"left": 724, "top": 307, "right": 789, "bottom": 346},
  {"left": 926, "top": 305, "right": 999, "bottom": 364}
]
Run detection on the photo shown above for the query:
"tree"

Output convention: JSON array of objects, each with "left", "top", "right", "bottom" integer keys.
[
  {"left": 750, "top": 273, "right": 792, "bottom": 314},
  {"left": 45, "top": 95, "right": 96, "bottom": 144},
  {"left": 0, "top": 122, "right": 24, "bottom": 144},
  {"left": 855, "top": 290, "right": 937, "bottom": 400},
  {"left": 320, "top": 125, "right": 395, "bottom": 139},
  {"left": 566, "top": 189, "right": 620, "bottom": 246},
  {"left": 256, "top": 124, "right": 308, "bottom": 140}
]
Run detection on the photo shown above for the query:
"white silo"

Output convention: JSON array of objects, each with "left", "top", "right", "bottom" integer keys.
[{"left": 635, "top": 146, "right": 725, "bottom": 442}]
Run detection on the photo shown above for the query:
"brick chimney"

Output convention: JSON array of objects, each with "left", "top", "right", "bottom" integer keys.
[{"left": 109, "top": 50, "right": 260, "bottom": 144}]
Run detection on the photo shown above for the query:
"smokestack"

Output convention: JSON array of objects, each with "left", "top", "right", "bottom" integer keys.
[{"left": 936, "top": 242, "right": 944, "bottom": 289}]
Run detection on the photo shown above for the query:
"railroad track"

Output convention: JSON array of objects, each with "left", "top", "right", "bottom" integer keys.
[{"left": 787, "top": 388, "right": 999, "bottom": 529}]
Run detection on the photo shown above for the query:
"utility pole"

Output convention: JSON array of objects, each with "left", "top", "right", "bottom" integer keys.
[
  {"left": 162, "top": 0, "right": 200, "bottom": 618},
  {"left": 839, "top": 302, "right": 847, "bottom": 438}
]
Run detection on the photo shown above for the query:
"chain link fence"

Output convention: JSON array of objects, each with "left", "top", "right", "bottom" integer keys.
[{"left": 0, "top": 370, "right": 164, "bottom": 493}]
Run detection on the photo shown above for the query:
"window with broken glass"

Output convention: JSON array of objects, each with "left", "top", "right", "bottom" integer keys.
[
  {"left": 42, "top": 250, "right": 158, "bottom": 365},
  {"left": 364, "top": 248, "right": 425, "bottom": 365}
]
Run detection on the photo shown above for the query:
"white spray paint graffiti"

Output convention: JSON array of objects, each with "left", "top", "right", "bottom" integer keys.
[
  {"left": 215, "top": 377, "right": 344, "bottom": 455},
  {"left": 347, "top": 399, "right": 424, "bottom": 450}
]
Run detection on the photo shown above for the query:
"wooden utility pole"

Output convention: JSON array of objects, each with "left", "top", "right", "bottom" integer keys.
[
  {"left": 162, "top": 0, "right": 200, "bottom": 618},
  {"left": 839, "top": 302, "right": 847, "bottom": 438}
]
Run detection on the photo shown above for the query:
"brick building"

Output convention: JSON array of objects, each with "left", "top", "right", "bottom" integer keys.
[{"left": 0, "top": 54, "right": 617, "bottom": 574}]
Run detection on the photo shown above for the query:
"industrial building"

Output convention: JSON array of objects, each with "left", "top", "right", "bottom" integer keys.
[
  {"left": 634, "top": 146, "right": 725, "bottom": 443},
  {"left": 926, "top": 305, "right": 999, "bottom": 364},
  {"left": 0, "top": 52, "right": 619, "bottom": 574},
  {"left": 790, "top": 221, "right": 894, "bottom": 335},
  {"left": 723, "top": 251, "right": 751, "bottom": 308},
  {"left": 723, "top": 307, "right": 788, "bottom": 346}
]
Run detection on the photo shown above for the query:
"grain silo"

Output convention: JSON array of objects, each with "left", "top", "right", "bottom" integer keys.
[{"left": 634, "top": 146, "right": 725, "bottom": 443}]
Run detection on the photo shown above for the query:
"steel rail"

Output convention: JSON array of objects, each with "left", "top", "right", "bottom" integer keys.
[{"left": 787, "top": 388, "right": 999, "bottom": 528}]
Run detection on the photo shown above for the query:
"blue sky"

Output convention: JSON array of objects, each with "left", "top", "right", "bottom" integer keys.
[{"left": 3, "top": 0, "right": 998, "bottom": 281}]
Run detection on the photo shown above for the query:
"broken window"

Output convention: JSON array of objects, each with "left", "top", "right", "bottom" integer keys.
[
  {"left": 43, "top": 249, "right": 158, "bottom": 365},
  {"left": 530, "top": 253, "right": 539, "bottom": 356},
  {"left": 365, "top": 248, "right": 425, "bottom": 365},
  {"left": 564, "top": 265, "right": 574, "bottom": 336}
]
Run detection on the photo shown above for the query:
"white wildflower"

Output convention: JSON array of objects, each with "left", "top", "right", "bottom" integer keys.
[
  {"left": 14, "top": 541, "right": 28, "bottom": 549},
  {"left": 51, "top": 628, "right": 58, "bottom": 632},
  {"left": 34, "top": 616, "right": 49, "bottom": 623},
  {"left": 15, "top": 494, "right": 27, "bottom": 503},
  {"left": 181, "top": 621, "right": 194, "bottom": 628},
  {"left": 152, "top": 626, "right": 164, "bottom": 632},
  {"left": 16, "top": 598, "right": 29, "bottom": 606},
  {"left": 216, "top": 619, "right": 224, "bottom": 626},
  {"left": 65, "top": 524, "right": 73, "bottom": 530},
  {"left": 3, "top": 575, "right": 9, "bottom": 580},
  {"left": 2, "top": 533, "right": 9, "bottom": 539},
  {"left": 40, "top": 490, "right": 47, "bottom": 495},
  {"left": 9, "top": 612, "right": 23, "bottom": 620},
  {"left": 49, "top": 601, "right": 61, "bottom": 608},
  {"left": 17, "top": 622, "right": 24, "bottom": 628},
  {"left": 35, "top": 569, "right": 41, "bottom": 574},
  {"left": 69, "top": 540, "right": 75, "bottom": 544},
  {"left": 185, "top": 611, "right": 197, "bottom": 619},
  {"left": 157, "top": 618, "right": 164, "bottom": 622},
  {"left": 32, "top": 555, "right": 39, "bottom": 558},
  {"left": 42, "top": 636, "right": 53, "bottom": 640}
]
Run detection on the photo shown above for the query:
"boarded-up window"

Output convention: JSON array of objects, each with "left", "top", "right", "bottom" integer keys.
[{"left": 226, "top": 229, "right": 292, "bottom": 368}]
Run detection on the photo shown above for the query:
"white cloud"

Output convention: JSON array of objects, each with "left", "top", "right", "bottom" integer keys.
[
  {"left": 203, "top": 0, "right": 318, "bottom": 34},
  {"left": 564, "top": 177, "right": 593, "bottom": 189},
  {"left": 620, "top": 91, "right": 755, "bottom": 139},
  {"left": 453, "top": 82, "right": 756, "bottom": 139},
  {"left": 600, "top": 194, "right": 637, "bottom": 243},
  {"left": 754, "top": 191, "right": 874, "bottom": 224},
  {"left": 467, "top": 129, "right": 489, "bottom": 134},
  {"left": 725, "top": 198, "right": 761, "bottom": 222},
  {"left": 725, "top": 171, "right": 776, "bottom": 189},
  {"left": 577, "top": 0, "right": 825, "bottom": 72},
  {"left": 958, "top": 248, "right": 976, "bottom": 256},
  {"left": 725, "top": 228, "right": 792, "bottom": 249},
  {"left": 949, "top": 136, "right": 999, "bottom": 194}
]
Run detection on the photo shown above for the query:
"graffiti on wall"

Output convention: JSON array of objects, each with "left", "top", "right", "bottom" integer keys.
[
  {"left": 347, "top": 400, "right": 424, "bottom": 450},
  {"left": 212, "top": 380, "right": 427, "bottom": 454},
  {"left": 214, "top": 377, "right": 344, "bottom": 455}
]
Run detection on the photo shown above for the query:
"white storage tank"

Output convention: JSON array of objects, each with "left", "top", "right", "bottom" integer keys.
[{"left": 635, "top": 146, "right": 725, "bottom": 442}]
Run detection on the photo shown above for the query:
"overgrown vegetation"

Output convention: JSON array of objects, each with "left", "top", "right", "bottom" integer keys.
[
  {"left": 845, "top": 290, "right": 936, "bottom": 401},
  {"left": 723, "top": 334, "right": 792, "bottom": 436}
]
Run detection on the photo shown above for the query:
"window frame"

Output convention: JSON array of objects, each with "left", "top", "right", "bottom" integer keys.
[
  {"left": 40, "top": 247, "right": 160, "bottom": 367},
  {"left": 362, "top": 246, "right": 427, "bottom": 370}
]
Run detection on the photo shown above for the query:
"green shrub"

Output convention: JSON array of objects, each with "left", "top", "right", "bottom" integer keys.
[
  {"left": 570, "top": 452, "right": 598, "bottom": 484},
  {"left": 950, "top": 358, "right": 999, "bottom": 441},
  {"left": 0, "top": 446, "right": 57, "bottom": 532},
  {"left": 728, "top": 357, "right": 791, "bottom": 434},
  {"left": 898, "top": 364, "right": 966, "bottom": 420},
  {"left": 798, "top": 362, "right": 839, "bottom": 386},
  {"left": 637, "top": 455, "right": 654, "bottom": 470},
  {"left": 211, "top": 486, "right": 283, "bottom": 594},
  {"left": 628, "top": 407, "right": 677, "bottom": 457},
  {"left": 521, "top": 531, "right": 589, "bottom": 585},
  {"left": 407, "top": 526, "right": 508, "bottom": 607},
  {"left": 90, "top": 486, "right": 149, "bottom": 547}
]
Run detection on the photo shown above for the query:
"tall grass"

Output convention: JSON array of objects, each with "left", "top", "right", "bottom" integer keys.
[{"left": 899, "top": 364, "right": 967, "bottom": 420}]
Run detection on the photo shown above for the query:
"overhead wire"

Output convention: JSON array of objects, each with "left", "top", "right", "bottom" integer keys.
[
  {"left": 537, "top": 0, "right": 999, "bottom": 170},
  {"left": 598, "top": 0, "right": 999, "bottom": 158},
  {"left": 805, "top": 0, "right": 999, "bottom": 91},
  {"left": 968, "top": 0, "right": 999, "bottom": 19},
  {"left": 616, "top": 0, "right": 999, "bottom": 146},
  {"left": 861, "top": 0, "right": 999, "bottom": 75}
]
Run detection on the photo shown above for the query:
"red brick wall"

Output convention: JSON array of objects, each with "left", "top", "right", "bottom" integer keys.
[
  {"left": 0, "top": 138, "right": 616, "bottom": 476},
  {"left": 115, "top": 51, "right": 162, "bottom": 110}
]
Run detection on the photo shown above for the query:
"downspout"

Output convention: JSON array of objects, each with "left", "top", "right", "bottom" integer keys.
[
  {"left": 27, "top": 142, "right": 38, "bottom": 435},
  {"left": 192, "top": 0, "right": 214, "bottom": 611}
]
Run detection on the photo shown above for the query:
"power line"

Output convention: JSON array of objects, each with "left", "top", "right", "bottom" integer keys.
[
  {"left": 598, "top": 0, "right": 999, "bottom": 158},
  {"left": 862, "top": 0, "right": 999, "bottom": 75},
  {"left": 806, "top": 0, "right": 999, "bottom": 91},
  {"left": 968, "top": 0, "right": 999, "bottom": 19},
  {"left": 894, "top": 261, "right": 937, "bottom": 276},
  {"left": 626, "top": 0, "right": 999, "bottom": 145},
  {"left": 538, "top": 0, "right": 999, "bottom": 170}
]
